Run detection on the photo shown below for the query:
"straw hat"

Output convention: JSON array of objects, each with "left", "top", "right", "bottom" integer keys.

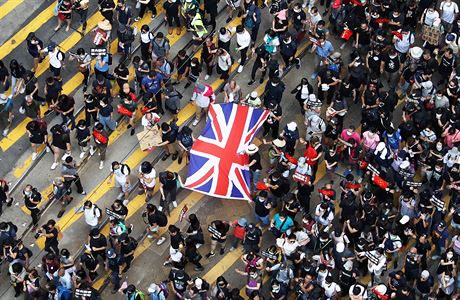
[
  {"left": 272, "top": 138, "right": 286, "bottom": 148},
  {"left": 98, "top": 19, "right": 112, "bottom": 31},
  {"left": 246, "top": 144, "right": 259, "bottom": 154}
]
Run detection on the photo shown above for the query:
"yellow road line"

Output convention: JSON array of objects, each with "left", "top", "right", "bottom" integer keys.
[
  {"left": 0, "top": 0, "right": 24, "bottom": 20},
  {"left": 93, "top": 190, "right": 206, "bottom": 290},
  {"left": 0, "top": 2, "right": 54, "bottom": 60}
]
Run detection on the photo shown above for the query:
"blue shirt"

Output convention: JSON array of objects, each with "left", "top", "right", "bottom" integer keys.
[
  {"left": 273, "top": 214, "right": 293, "bottom": 233},
  {"left": 95, "top": 55, "right": 110, "bottom": 72},
  {"left": 142, "top": 74, "right": 164, "bottom": 94},
  {"left": 315, "top": 41, "right": 334, "bottom": 58}
]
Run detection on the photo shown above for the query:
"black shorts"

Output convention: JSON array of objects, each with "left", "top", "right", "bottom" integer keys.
[{"left": 50, "top": 65, "right": 61, "bottom": 77}]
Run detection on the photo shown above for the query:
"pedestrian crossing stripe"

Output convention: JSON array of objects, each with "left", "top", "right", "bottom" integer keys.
[
  {"left": 0, "top": 0, "right": 24, "bottom": 20},
  {"left": 1, "top": 0, "right": 162, "bottom": 152},
  {"left": 0, "top": 2, "right": 54, "bottom": 60},
  {"left": 19, "top": 15, "right": 241, "bottom": 213}
]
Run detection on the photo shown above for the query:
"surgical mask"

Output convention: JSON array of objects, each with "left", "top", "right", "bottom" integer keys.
[
  {"left": 436, "top": 144, "right": 443, "bottom": 151},
  {"left": 24, "top": 190, "right": 32, "bottom": 196},
  {"left": 447, "top": 253, "right": 454, "bottom": 259}
]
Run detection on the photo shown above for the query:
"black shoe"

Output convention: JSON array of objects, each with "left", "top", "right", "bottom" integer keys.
[
  {"left": 226, "top": 17, "right": 232, "bottom": 23},
  {"left": 178, "top": 156, "right": 183, "bottom": 164},
  {"left": 14, "top": 292, "right": 20, "bottom": 298},
  {"left": 237, "top": 11, "right": 242, "bottom": 17},
  {"left": 259, "top": 78, "right": 264, "bottom": 84},
  {"left": 205, "top": 252, "right": 215, "bottom": 259},
  {"left": 184, "top": 82, "right": 191, "bottom": 88},
  {"left": 57, "top": 210, "right": 65, "bottom": 218},
  {"left": 162, "top": 153, "right": 171, "bottom": 161},
  {"left": 82, "top": 85, "right": 87, "bottom": 93},
  {"left": 248, "top": 80, "right": 255, "bottom": 86},
  {"left": 220, "top": 248, "right": 225, "bottom": 255},
  {"left": 82, "top": 22, "right": 87, "bottom": 31},
  {"left": 130, "top": 128, "right": 135, "bottom": 136},
  {"left": 111, "top": 289, "right": 118, "bottom": 294},
  {"left": 127, "top": 124, "right": 132, "bottom": 129},
  {"left": 6, "top": 198, "right": 13, "bottom": 207},
  {"left": 172, "top": 152, "right": 178, "bottom": 161},
  {"left": 194, "top": 266, "right": 204, "bottom": 271}
]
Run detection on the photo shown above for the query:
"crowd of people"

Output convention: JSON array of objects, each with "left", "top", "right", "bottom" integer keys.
[{"left": 2, "top": 0, "right": 460, "bottom": 298}]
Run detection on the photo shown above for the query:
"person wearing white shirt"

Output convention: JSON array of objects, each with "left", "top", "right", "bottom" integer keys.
[
  {"left": 83, "top": 200, "right": 101, "bottom": 229},
  {"left": 110, "top": 161, "right": 132, "bottom": 204},
  {"left": 141, "top": 112, "right": 161, "bottom": 130},
  {"left": 233, "top": 25, "right": 251, "bottom": 73},
  {"left": 191, "top": 83, "right": 216, "bottom": 126},
  {"left": 322, "top": 276, "right": 341, "bottom": 299},
  {"left": 440, "top": 0, "right": 459, "bottom": 29},
  {"left": 421, "top": 4, "right": 440, "bottom": 26},
  {"left": 41, "top": 42, "right": 65, "bottom": 81},
  {"left": 393, "top": 27, "right": 415, "bottom": 56},
  {"left": 138, "top": 161, "right": 156, "bottom": 201},
  {"left": 216, "top": 49, "right": 232, "bottom": 80}
]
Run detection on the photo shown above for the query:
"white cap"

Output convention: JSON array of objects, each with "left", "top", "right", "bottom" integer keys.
[
  {"left": 399, "top": 215, "right": 410, "bottom": 225},
  {"left": 287, "top": 122, "right": 297, "bottom": 131},
  {"left": 421, "top": 270, "right": 430, "bottom": 278},
  {"left": 400, "top": 160, "right": 410, "bottom": 170},
  {"left": 148, "top": 284, "right": 159, "bottom": 293},
  {"left": 250, "top": 91, "right": 258, "bottom": 98},
  {"left": 409, "top": 46, "right": 423, "bottom": 59},
  {"left": 195, "top": 278, "right": 203, "bottom": 289},
  {"left": 336, "top": 242, "right": 345, "bottom": 253}
]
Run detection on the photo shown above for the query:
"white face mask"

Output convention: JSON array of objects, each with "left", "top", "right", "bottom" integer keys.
[
  {"left": 447, "top": 253, "right": 454, "bottom": 259},
  {"left": 436, "top": 144, "right": 443, "bottom": 151}
]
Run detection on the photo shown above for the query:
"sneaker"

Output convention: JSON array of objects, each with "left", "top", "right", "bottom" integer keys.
[
  {"left": 204, "top": 74, "right": 210, "bottom": 80},
  {"left": 196, "top": 243, "right": 202, "bottom": 249},
  {"left": 229, "top": 247, "right": 235, "bottom": 252},
  {"left": 79, "top": 152, "right": 86, "bottom": 159},
  {"left": 147, "top": 235, "right": 154, "bottom": 239},
  {"left": 184, "top": 82, "right": 191, "bottom": 88},
  {"left": 178, "top": 155, "right": 183, "bottom": 164},
  {"left": 163, "top": 261, "right": 171, "bottom": 266},
  {"left": 123, "top": 199, "right": 129, "bottom": 206},
  {"left": 19, "top": 87, "right": 25, "bottom": 94},
  {"left": 205, "top": 252, "right": 215, "bottom": 259},
  {"left": 89, "top": 146, "right": 96, "bottom": 156},
  {"left": 51, "top": 162, "right": 58, "bottom": 170},
  {"left": 80, "top": 191, "right": 87, "bottom": 195},
  {"left": 116, "top": 193, "right": 125, "bottom": 200},
  {"left": 194, "top": 266, "right": 204, "bottom": 271},
  {"left": 161, "top": 153, "right": 171, "bottom": 161},
  {"left": 220, "top": 248, "right": 225, "bottom": 255},
  {"left": 172, "top": 152, "right": 178, "bottom": 161},
  {"left": 151, "top": 14, "right": 156, "bottom": 19},
  {"left": 2, "top": 128, "right": 9, "bottom": 137},
  {"left": 130, "top": 128, "right": 135, "bottom": 136},
  {"left": 192, "top": 119, "right": 199, "bottom": 127},
  {"left": 134, "top": 17, "right": 141, "bottom": 22},
  {"left": 237, "top": 65, "right": 244, "bottom": 73},
  {"left": 247, "top": 80, "right": 255, "bottom": 86},
  {"left": 46, "top": 146, "right": 50, "bottom": 153},
  {"left": 32, "top": 152, "right": 38, "bottom": 161},
  {"left": 157, "top": 237, "right": 166, "bottom": 245},
  {"left": 172, "top": 201, "right": 178, "bottom": 208},
  {"left": 99, "top": 161, "right": 104, "bottom": 170},
  {"left": 259, "top": 78, "right": 264, "bottom": 84},
  {"left": 226, "top": 17, "right": 232, "bottom": 23}
]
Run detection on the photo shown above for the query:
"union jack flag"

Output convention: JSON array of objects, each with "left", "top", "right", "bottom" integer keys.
[{"left": 184, "top": 103, "right": 269, "bottom": 200}]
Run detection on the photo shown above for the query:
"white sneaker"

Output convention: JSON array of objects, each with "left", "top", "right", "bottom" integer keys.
[
  {"left": 238, "top": 65, "right": 244, "bottom": 73},
  {"left": 116, "top": 193, "right": 124, "bottom": 200},
  {"left": 19, "top": 87, "right": 25, "bottom": 94},
  {"left": 89, "top": 146, "right": 96, "bottom": 156},
  {"left": 157, "top": 237, "right": 166, "bottom": 245},
  {"left": 32, "top": 152, "right": 37, "bottom": 161},
  {"left": 99, "top": 161, "right": 104, "bottom": 169},
  {"left": 147, "top": 235, "right": 154, "bottom": 239},
  {"left": 61, "top": 153, "right": 71, "bottom": 161},
  {"left": 122, "top": 199, "right": 129, "bottom": 206},
  {"left": 172, "top": 201, "right": 177, "bottom": 208},
  {"left": 192, "top": 119, "right": 199, "bottom": 127},
  {"left": 237, "top": 58, "right": 241, "bottom": 63},
  {"left": 204, "top": 74, "right": 210, "bottom": 80},
  {"left": 51, "top": 162, "right": 58, "bottom": 170},
  {"left": 2, "top": 128, "right": 9, "bottom": 137},
  {"left": 46, "top": 146, "right": 50, "bottom": 153},
  {"left": 79, "top": 152, "right": 86, "bottom": 159}
]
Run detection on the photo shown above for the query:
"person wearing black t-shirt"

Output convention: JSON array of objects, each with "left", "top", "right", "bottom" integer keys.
[
  {"left": 23, "top": 184, "right": 41, "bottom": 227},
  {"left": 88, "top": 228, "right": 108, "bottom": 261},
  {"left": 158, "top": 121, "right": 179, "bottom": 161},
  {"left": 119, "top": 234, "right": 135, "bottom": 272},
  {"left": 39, "top": 219, "right": 60, "bottom": 255},
  {"left": 99, "top": 0, "right": 115, "bottom": 23},
  {"left": 0, "top": 179, "right": 13, "bottom": 216},
  {"left": 169, "top": 269, "right": 191, "bottom": 298},
  {"left": 355, "top": 22, "right": 372, "bottom": 55},
  {"left": 159, "top": 171, "right": 181, "bottom": 211},
  {"left": 253, "top": 190, "right": 272, "bottom": 226},
  {"left": 381, "top": 49, "right": 401, "bottom": 89},
  {"left": 247, "top": 144, "right": 262, "bottom": 193}
]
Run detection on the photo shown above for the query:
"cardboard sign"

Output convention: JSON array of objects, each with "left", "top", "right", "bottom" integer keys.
[
  {"left": 422, "top": 25, "right": 441, "bottom": 45},
  {"left": 137, "top": 127, "right": 162, "bottom": 151}
]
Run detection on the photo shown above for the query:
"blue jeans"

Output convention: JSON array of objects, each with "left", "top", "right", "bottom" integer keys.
[
  {"left": 99, "top": 115, "right": 116, "bottom": 131},
  {"left": 251, "top": 169, "right": 260, "bottom": 192},
  {"left": 255, "top": 213, "right": 270, "bottom": 226}
]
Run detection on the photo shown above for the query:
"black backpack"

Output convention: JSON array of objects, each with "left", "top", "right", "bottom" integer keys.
[
  {"left": 129, "top": 236, "right": 139, "bottom": 250},
  {"left": 156, "top": 210, "right": 168, "bottom": 227}
]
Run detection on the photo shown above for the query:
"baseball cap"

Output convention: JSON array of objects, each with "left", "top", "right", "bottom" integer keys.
[
  {"left": 106, "top": 248, "right": 116, "bottom": 258},
  {"left": 421, "top": 270, "right": 430, "bottom": 279}
]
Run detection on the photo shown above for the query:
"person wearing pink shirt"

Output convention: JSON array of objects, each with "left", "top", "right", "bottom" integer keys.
[{"left": 362, "top": 129, "right": 380, "bottom": 152}]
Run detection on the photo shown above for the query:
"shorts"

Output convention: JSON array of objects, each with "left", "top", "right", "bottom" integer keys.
[
  {"left": 211, "top": 237, "right": 226, "bottom": 244},
  {"left": 50, "top": 65, "right": 61, "bottom": 77},
  {"left": 115, "top": 179, "right": 131, "bottom": 193},
  {"left": 143, "top": 184, "right": 155, "bottom": 191},
  {"left": 149, "top": 224, "right": 159, "bottom": 232},
  {"left": 191, "top": 38, "right": 203, "bottom": 46}
]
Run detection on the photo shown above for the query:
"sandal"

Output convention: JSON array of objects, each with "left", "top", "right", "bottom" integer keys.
[{"left": 161, "top": 153, "right": 171, "bottom": 161}]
